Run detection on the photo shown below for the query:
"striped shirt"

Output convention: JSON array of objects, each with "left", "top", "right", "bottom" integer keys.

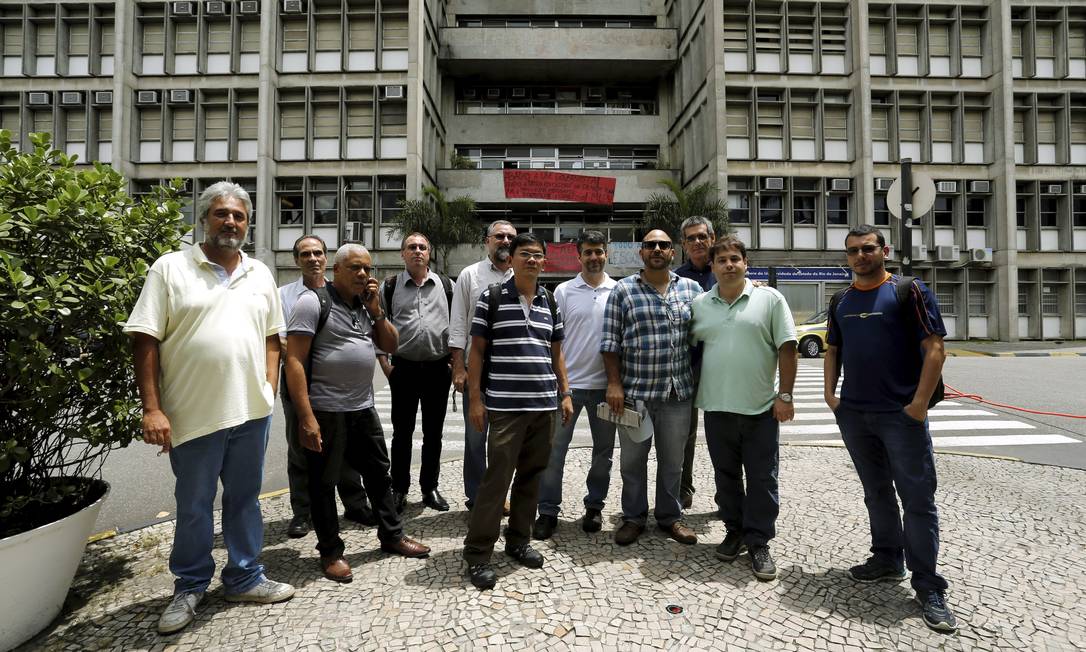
[
  {"left": 470, "top": 278, "right": 564, "bottom": 412},
  {"left": 600, "top": 272, "right": 702, "bottom": 402}
]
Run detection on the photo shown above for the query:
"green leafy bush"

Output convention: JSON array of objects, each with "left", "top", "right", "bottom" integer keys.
[{"left": 0, "top": 132, "right": 189, "bottom": 537}]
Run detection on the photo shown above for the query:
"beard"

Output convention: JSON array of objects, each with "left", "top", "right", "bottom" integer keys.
[
  {"left": 584, "top": 260, "right": 605, "bottom": 273},
  {"left": 208, "top": 232, "right": 244, "bottom": 250},
  {"left": 494, "top": 245, "right": 511, "bottom": 262}
]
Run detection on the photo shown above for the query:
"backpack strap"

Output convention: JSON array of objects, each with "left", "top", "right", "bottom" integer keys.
[
  {"left": 438, "top": 273, "right": 454, "bottom": 315},
  {"left": 827, "top": 287, "right": 848, "bottom": 376},
  {"left": 891, "top": 275, "right": 945, "bottom": 408},
  {"left": 486, "top": 282, "right": 503, "bottom": 335},
  {"left": 312, "top": 285, "right": 333, "bottom": 336},
  {"left": 382, "top": 274, "right": 397, "bottom": 316},
  {"left": 542, "top": 286, "right": 558, "bottom": 327}
]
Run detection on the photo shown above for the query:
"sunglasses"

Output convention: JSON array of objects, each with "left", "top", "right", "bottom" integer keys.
[
  {"left": 845, "top": 244, "right": 882, "bottom": 256},
  {"left": 641, "top": 241, "right": 673, "bottom": 251}
]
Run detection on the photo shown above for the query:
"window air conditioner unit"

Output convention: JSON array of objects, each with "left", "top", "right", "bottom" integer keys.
[
  {"left": 60, "top": 91, "right": 84, "bottom": 106},
  {"left": 168, "top": 89, "right": 193, "bottom": 104},
  {"left": 763, "top": 177, "right": 785, "bottom": 191},
  {"left": 1046, "top": 184, "right": 1062, "bottom": 194},
  {"left": 92, "top": 90, "right": 113, "bottom": 105},
  {"left": 485, "top": 88, "right": 500, "bottom": 99},
  {"left": 136, "top": 90, "right": 160, "bottom": 104},
  {"left": 910, "top": 244, "right": 928, "bottom": 260},
  {"left": 239, "top": 0, "right": 259, "bottom": 13},
  {"left": 969, "top": 180, "right": 990, "bottom": 193},
  {"left": 936, "top": 181, "right": 958, "bottom": 193},
  {"left": 935, "top": 244, "right": 960, "bottom": 262},
  {"left": 1078, "top": 184, "right": 1086, "bottom": 195},
  {"left": 970, "top": 247, "right": 993, "bottom": 263},
  {"left": 885, "top": 245, "right": 896, "bottom": 260},
  {"left": 830, "top": 178, "right": 851, "bottom": 192},
  {"left": 282, "top": 0, "right": 303, "bottom": 13},
  {"left": 28, "top": 92, "right": 52, "bottom": 105},
  {"left": 382, "top": 85, "right": 405, "bottom": 100},
  {"left": 345, "top": 222, "right": 364, "bottom": 242},
  {"left": 586, "top": 87, "right": 604, "bottom": 99},
  {"left": 875, "top": 178, "right": 894, "bottom": 192},
  {"left": 172, "top": 1, "right": 195, "bottom": 16},
  {"left": 462, "top": 88, "right": 477, "bottom": 99},
  {"left": 511, "top": 87, "right": 526, "bottom": 98},
  {"left": 205, "top": 1, "right": 227, "bottom": 15}
]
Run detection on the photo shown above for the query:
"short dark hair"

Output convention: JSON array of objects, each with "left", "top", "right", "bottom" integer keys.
[
  {"left": 845, "top": 224, "right": 885, "bottom": 247},
  {"left": 576, "top": 230, "right": 608, "bottom": 253},
  {"left": 510, "top": 232, "right": 546, "bottom": 256},
  {"left": 400, "top": 232, "right": 431, "bottom": 251},
  {"left": 292, "top": 234, "right": 327, "bottom": 258},
  {"left": 709, "top": 236, "right": 748, "bottom": 261}
]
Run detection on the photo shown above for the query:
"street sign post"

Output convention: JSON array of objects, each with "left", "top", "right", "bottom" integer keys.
[{"left": 887, "top": 163, "right": 936, "bottom": 275}]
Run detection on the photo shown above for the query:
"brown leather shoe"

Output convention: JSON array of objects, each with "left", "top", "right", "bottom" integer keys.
[
  {"left": 320, "top": 556, "right": 353, "bottom": 583},
  {"left": 660, "top": 521, "right": 697, "bottom": 545},
  {"left": 380, "top": 536, "right": 431, "bottom": 558},
  {"left": 614, "top": 521, "right": 645, "bottom": 546}
]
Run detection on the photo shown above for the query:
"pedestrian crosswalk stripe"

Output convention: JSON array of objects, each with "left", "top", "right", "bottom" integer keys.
[
  {"left": 802, "top": 434, "right": 1079, "bottom": 448},
  {"left": 789, "top": 408, "right": 997, "bottom": 421},
  {"left": 782, "top": 419, "right": 1035, "bottom": 436}
]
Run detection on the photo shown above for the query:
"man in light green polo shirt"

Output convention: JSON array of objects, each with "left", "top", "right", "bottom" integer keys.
[{"left": 689, "top": 236, "right": 797, "bottom": 582}]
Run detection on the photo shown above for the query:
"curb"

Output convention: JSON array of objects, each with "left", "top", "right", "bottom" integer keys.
[{"left": 961, "top": 350, "right": 1086, "bottom": 357}]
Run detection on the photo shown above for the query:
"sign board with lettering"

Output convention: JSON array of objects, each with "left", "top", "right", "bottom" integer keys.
[
  {"left": 503, "top": 170, "right": 617, "bottom": 205},
  {"left": 606, "top": 242, "right": 643, "bottom": 269},
  {"left": 747, "top": 266, "right": 852, "bottom": 282},
  {"left": 544, "top": 242, "right": 582, "bottom": 272}
]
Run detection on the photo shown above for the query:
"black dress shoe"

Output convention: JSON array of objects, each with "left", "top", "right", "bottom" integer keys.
[
  {"left": 422, "top": 489, "right": 450, "bottom": 512},
  {"left": 392, "top": 491, "right": 407, "bottom": 514},
  {"left": 581, "top": 508, "right": 603, "bottom": 533},
  {"left": 532, "top": 514, "right": 558, "bottom": 540},
  {"left": 287, "top": 515, "right": 310, "bottom": 538},
  {"left": 343, "top": 504, "right": 377, "bottom": 527},
  {"left": 468, "top": 563, "right": 497, "bottom": 590},
  {"left": 504, "top": 543, "right": 544, "bottom": 569}
]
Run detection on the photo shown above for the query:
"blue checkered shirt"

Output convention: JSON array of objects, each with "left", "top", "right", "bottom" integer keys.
[{"left": 600, "top": 271, "right": 703, "bottom": 401}]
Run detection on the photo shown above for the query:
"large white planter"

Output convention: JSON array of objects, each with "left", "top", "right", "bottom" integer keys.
[{"left": 0, "top": 481, "right": 109, "bottom": 651}]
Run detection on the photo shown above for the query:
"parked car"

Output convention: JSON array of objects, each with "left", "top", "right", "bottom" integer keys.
[{"left": 796, "top": 309, "right": 829, "bottom": 358}]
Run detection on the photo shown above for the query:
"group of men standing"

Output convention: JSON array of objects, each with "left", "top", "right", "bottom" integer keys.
[{"left": 126, "top": 180, "right": 956, "bottom": 636}]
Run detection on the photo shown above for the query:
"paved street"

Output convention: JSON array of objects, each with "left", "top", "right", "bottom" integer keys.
[
  {"left": 93, "top": 357, "right": 1086, "bottom": 535},
  {"left": 26, "top": 445, "right": 1086, "bottom": 650}
]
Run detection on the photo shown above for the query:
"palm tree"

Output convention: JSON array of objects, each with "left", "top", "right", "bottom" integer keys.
[
  {"left": 388, "top": 185, "right": 478, "bottom": 272},
  {"left": 642, "top": 179, "right": 729, "bottom": 241}
]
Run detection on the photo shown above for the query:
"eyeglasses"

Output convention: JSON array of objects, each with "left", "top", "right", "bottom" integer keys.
[
  {"left": 516, "top": 251, "right": 546, "bottom": 261},
  {"left": 845, "top": 244, "right": 882, "bottom": 256},
  {"left": 684, "top": 233, "right": 711, "bottom": 243},
  {"left": 405, "top": 244, "right": 429, "bottom": 251},
  {"left": 489, "top": 233, "right": 515, "bottom": 241},
  {"left": 641, "top": 240, "right": 673, "bottom": 251}
]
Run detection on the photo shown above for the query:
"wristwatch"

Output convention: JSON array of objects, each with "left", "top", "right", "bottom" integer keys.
[
  {"left": 777, "top": 392, "right": 793, "bottom": 403},
  {"left": 561, "top": 390, "right": 573, "bottom": 398}
]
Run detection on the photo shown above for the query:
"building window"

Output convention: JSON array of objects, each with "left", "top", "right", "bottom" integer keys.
[
  {"left": 966, "top": 197, "right": 987, "bottom": 227},
  {"left": 1074, "top": 196, "right": 1086, "bottom": 228},
  {"left": 379, "top": 101, "right": 407, "bottom": 137},
  {"left": 68, "top": 22, "right": 89, "bottom": 57},
  {"left": 345, "top": 178, "right": 373, "bottom": 228},
  {"left": 935, "top": 287, "right": 956, "bottom": 315},
  {"left": 792, "top": 193, "right": 816, "bottom": 225},
  {"left": 277, "top": 178, "right": 304, "bottom": 225},
  {"left": 874, "top": 194, "right": 890, "bottom": 226},
  {"left": 1075, "top": 284, "right": 1086, "bottom": 317},
  {"left": 142, "top": 20, "right": 164, "bottom": 55},
  {"left": 310, "top": 179, "right": 338, "bottom": 225},
  {"left": 759, "top": 194, "right": 782, "bottom": 224},
  {"left": 933, "top": 196, "right": 954, "bottom": 227},
  {"left": 1041, "top": 286, "right": 1059, "bottom": 316},
  {"left": 1040, "top": 196, "right": 1058, "bottom": 228},
  {"left": 968, "top": 285, "right": 988, "bottom": 316},
  {"left": 727, "top": 179, "right": 751, "bottom": 224},
  {"left": 826, "top": 195, "right": 848, "bottom": 225}
]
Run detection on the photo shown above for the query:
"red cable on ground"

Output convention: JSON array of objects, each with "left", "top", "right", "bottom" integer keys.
[{"left": 944, "top": 384, "right": 1086, "bottom": 419}]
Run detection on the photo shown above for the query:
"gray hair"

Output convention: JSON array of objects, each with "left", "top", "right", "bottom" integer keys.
[
  {"left": 486, "top": 220, "right": 515, "bottom": 237},
  {"left": 334, "top": 243, "right": 370, "bottom": 265},
  {"left": 680, "top": 215, "right": 714, "bottom": 239},
  {"left": 196, "top": 181, "right": 253, "bottom": 223}
]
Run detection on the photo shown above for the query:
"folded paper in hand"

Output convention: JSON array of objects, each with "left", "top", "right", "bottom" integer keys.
[{"left": 597, "top": 402, "right": 653, "bottom": 443}]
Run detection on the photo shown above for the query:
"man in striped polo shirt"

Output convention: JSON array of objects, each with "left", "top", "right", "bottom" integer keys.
[{"left": 462, "top": 233, "right": 574, "bottom": 590}]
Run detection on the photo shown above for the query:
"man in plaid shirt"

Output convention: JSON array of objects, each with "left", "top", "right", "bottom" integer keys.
[{"left": 600, "top": 229, "right": 704, "bottom": 546}]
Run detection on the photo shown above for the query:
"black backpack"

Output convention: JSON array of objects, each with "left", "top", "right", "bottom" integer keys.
[
  {"left": 382, "top": 272, "right": 454, "bottom": 317},
  {"left": 479, "top": 281, "right": 558, "bottom": 391},
  {"left": 828, "top": 275, "right": 944, "bottom": 408}
]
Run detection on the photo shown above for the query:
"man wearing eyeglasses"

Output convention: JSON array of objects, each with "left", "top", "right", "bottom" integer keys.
[
  {"left": 450, "top": 220, "right": 516, "bottom": 510},
  {"left": 674, "top": 216, "right": 717, "bottom": 511},
  {"left": 601, "top": 229, "right": 703, "bottom": 546},
  {"left": 824, "top": 225, "right": 957, "bottom": 633}
]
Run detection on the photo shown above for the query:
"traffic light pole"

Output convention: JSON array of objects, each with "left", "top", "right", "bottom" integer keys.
[{"left": 900, "top": 159, "right": 913, "bottom": 276}]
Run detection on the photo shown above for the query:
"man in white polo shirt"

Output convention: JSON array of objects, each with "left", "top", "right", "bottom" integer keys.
[
  {"left": 533, "top": 230, "right": 618, "bottom": 539},
  {"left": 126, "top": 181, "right": 295, "bottom": 635}
]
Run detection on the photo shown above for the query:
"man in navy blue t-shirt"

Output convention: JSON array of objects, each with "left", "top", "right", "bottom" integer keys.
[{"left": 824, "top": 225, "right": 958, "bottom": 633}]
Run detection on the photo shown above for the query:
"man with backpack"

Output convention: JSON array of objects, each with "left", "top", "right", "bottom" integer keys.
[
  {"left": 284, "top": 243, "right": 430, "bottom": 584},
  {"left": 462, "top": 233, "right": 573, "bottom": 590},
  {"left": 375, "top": 233, "right": 454, "bottom": 513},
  {"left": 824, "top": 224, "right": 957, "bottom": 633}
]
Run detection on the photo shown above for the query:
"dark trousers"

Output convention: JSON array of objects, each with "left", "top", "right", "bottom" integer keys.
[
  {"left": 305, "top": 408, "right": 402, "bottom": 558},
  {"left": 283, "top": 397, "right": 367, "bottom": 518},
  {"left": 463, "top": 410, "right": 555, "bottom": 565},
  {"left": 681, "top": 387, "right": 700, "bottom": 499},
  {"left": 704, "top": 409, "right": 780, "bottom": 547},
  {"left": 835, "top": 405, "right": 949, "bottom": 593},
  {"left": 388, "top": 356, "right": 452, "bottom": 493}
]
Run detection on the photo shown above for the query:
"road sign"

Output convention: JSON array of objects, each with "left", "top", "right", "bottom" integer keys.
[{"left": 887, "top": 172, "right": 936, "bottom": 220}]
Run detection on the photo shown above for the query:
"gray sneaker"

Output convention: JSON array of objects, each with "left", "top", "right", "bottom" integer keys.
[
  {"left": 224, "top": 578, "right": 295, "bottom": 604},
  {"left": 157, "top": 591, "right": 204, "bottom": 634}
]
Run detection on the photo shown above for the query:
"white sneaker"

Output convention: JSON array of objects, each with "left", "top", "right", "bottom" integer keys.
[
  {"left": 157, "top": 591, "right": 204, "bottom": 634},
  {"left": 224, "top": 578, "right": 295, "bottom": 604}
]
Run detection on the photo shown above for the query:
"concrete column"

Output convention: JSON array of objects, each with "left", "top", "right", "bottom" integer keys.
[
  {"left": 988, "top": 0, "right": 1019, "bottom": 341},
  {"left": 111, "top": 0, "right": 137, "bottom": 184},
  {"left": 850, "top": 0, "right": 874, "bottom": 235},
  {"left": 255, "top": 0, "right": 278, "bottom": 266}
]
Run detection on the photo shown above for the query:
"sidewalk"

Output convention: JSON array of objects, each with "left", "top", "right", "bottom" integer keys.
[
  {"left": 21, "top": 445, "right": 1085, "bottom": 651},
  {"left": 946, "top": 340, "right": 1086, "bottom": 357}
]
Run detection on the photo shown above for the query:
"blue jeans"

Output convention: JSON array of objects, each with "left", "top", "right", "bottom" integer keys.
[
  {"left": 537, "top": 388, "right": 617, "bottom": 517},
  {"left": 618, "top": 398, "right": 691, "bottom": 527},
  {"left": 704, "top": 409, "right": 779, "bottom": 547},
  {"left": 462, "top": 386, "right": 488, "bottom": 508},
  {"left": 168, "top": 415, "right": 271, "bottom": 595},
  {"left": 835, "top": 404, "right": 949, "bottom": 593}
]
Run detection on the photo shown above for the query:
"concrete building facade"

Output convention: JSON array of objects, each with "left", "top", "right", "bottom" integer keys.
[{"left": 0, "top": 0, "right": 1084, "bottom": 340}]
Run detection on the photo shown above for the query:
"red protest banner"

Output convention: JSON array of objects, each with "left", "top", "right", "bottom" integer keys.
[
  {"left": 503, "top": 169, "right": 616, "bottom": 205},
  {"left": 544, "top": 242, "right": 581, "bottom": 272}
]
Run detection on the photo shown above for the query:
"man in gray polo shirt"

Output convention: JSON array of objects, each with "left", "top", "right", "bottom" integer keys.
[
  {"left": 376, "top": 232, "right": 453, "bottom": 513},
  {"left": 284, "top": 244, "right": 430, "bottom": 583}
]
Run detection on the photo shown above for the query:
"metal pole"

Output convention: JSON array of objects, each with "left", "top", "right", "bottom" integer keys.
[
  {"left": 768, "top": 265, "right": 777, "bottom": 288},
  {"left": 900, "top": 159, "right": 913, "bottom": 276}
]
